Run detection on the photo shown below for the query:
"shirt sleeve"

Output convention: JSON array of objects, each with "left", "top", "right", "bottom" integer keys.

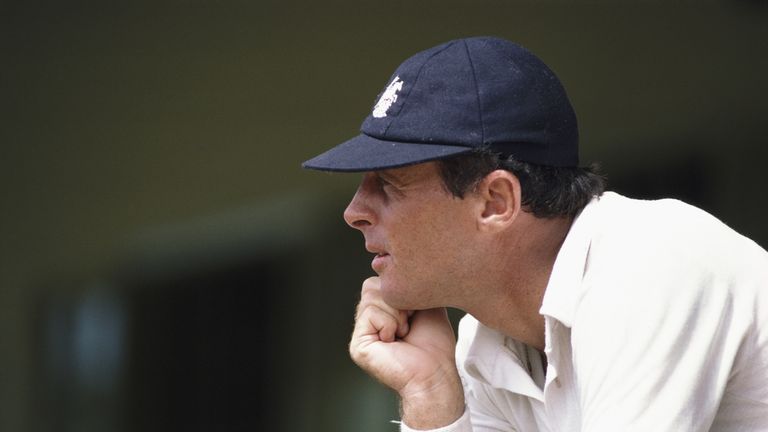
[{"left": 399, "top": 409, "right": 472, "bottom": 432}]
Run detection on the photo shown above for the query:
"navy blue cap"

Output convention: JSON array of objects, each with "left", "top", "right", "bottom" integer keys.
[{"left": 302, "top": 37, "right": 579, "bottom": 172}]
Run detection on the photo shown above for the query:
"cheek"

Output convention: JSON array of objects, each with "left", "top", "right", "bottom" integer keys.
[
  {"left": 391, "top": 222, "right": 436, "bottom": 264},
  {"left": 387, "top": 198, "right": 474, "bottom": 267},
  {"left": 393, "top": 216, "right": 464, "bottom": 276}
]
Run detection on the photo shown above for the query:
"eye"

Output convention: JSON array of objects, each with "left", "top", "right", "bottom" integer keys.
[
  {"left": 374, "top": 174, "right": 392, "bottom": 190},
  {"left": 378, "top": 177, "right": 392, "bottom": 188},
  {"left": 374, "top": 174, "right": 404, "bottom": 199}
]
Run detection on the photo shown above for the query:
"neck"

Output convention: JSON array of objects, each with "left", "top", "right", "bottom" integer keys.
[{"left": 461, "top": 213, "right": 573, "bottom": 351}]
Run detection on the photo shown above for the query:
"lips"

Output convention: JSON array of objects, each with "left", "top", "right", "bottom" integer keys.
[
  {"left": 365, "top": 242, "right": 390, "bottom": 272},
  {"left": 370, "top": 251, "right": 391, "bottom": 273}
]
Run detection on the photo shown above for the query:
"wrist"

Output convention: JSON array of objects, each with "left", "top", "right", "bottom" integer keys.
[{"left": 399, "top": 371, "right": 464, "bottom": 430}]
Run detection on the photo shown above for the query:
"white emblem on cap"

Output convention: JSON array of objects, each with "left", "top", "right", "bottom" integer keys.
[{"left": 372, "top": 76, "right": 404, "bottom": 118}]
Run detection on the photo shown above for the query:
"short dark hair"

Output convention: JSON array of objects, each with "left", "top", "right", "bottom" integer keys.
[{"left": 438, "top": 148, "right": 606, "bottom": 218}]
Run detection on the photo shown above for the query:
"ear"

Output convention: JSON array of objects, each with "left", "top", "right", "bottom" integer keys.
[{"left": 475, "top": 170, "right": 522, "bottom": 230}]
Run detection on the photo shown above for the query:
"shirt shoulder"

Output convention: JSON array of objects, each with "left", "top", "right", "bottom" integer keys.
[{"left": 586, "top": 192, "right": 768, "bottom": 293}]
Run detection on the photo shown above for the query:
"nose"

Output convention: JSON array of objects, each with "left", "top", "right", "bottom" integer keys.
[{"left": 343, "top": 173, "right": 378, "bottom": 230}]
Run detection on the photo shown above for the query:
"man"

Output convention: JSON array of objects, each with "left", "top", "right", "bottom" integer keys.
[{"left": 302, "top": 37, "right": 768, "bottom": 431}]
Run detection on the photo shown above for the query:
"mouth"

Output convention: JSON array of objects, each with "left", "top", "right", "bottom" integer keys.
[
  {"left": 371, "top": 252, "right": 391, "bottom": 273},
  {"left": 365, "top": 242, "right": 387, "bottom": 256}
]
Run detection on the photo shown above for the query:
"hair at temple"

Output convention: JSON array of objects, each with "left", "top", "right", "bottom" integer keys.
[{"left": 438, "top": 147, "right": 607, "bottom": 218}]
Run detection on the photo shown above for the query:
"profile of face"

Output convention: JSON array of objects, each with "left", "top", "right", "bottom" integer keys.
[{"left": 343, "top": 162, "right": 480, "bottom": 310}]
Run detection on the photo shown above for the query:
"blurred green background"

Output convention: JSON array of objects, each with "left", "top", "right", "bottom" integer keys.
[{"left": 2, "top": 1, "right": 767, "bottom": 431}]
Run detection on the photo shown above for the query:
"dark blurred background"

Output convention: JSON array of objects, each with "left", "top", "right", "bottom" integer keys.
[{"left": 1, "top": 1, "right": 767, "bottom": 431}]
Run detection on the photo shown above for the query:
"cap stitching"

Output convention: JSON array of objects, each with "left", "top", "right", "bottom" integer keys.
[
  {"left": 383, "top": 41, "right": 460, "bottom": 138},
  {"left": 462, "top": 39, "right": 485, "bottom": 145}
]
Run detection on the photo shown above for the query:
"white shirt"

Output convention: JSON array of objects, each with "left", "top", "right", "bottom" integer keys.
[{"left": 401, "top": 192, "right": 768, "bottom": 431}]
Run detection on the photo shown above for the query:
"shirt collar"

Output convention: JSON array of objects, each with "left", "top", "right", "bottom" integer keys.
[
  {"left": 460, "top": 194, "right": 602, "bottom": 401},
  {"left": 538, "top": 193, "right": 601, "bottom": 328},
  {"left": 462, "top": 319, "right": 546, "bottom": 401}
]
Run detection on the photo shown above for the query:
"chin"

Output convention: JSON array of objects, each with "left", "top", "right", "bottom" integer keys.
[
  {"left": 379, "top": 279, "right": 412, "bottom": 309},
  {"left": 380, "top": 279, "right": 430, "bottom": 311}
]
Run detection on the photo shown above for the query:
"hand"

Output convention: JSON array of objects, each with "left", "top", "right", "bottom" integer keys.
[{"left": 349, "top": 277, "right": 465, "bottom": 429}]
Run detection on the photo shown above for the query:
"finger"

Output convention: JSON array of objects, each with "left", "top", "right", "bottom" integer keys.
[
  {"left": 353, "top": 303, "right": 400, "bottom": 343},
  {"left": 369, "top": 307, "right": 398, "bottom": 342},
  {"left": 356, "top": 299, "right": 408, "bottom": 338},
  {"left": 357, "top": 278, "right": 410, "bottom": 337},
  {"left": 396, "top": 309, "right": 410, "bottom": 338},
  {"left": 355, "top": 277, "right": 380, "bottom": 318}
]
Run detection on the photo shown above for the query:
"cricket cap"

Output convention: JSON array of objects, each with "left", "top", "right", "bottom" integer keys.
[{"left": 302, "top": 36, "right": 579, "bottom": 172}]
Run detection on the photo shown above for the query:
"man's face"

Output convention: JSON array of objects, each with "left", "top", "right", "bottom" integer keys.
[{"left": 343, "top": 162, "right": 479, "bottom": 310}]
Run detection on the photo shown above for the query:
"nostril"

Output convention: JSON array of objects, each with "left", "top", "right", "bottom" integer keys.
[
  {"left": 352, "top": 220, "right": 371, "bottom": 228},
  {"left": 344, "top": 204, "right": 375, "bottom": 230}
]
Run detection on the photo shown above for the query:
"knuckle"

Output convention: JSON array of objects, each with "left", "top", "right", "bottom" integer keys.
[
  {"left": 357, "top": 279, "right": 382, "bottom": 313},
  {"left": 348, "top": 344, "right": 367, "bottom": 365},
  {"left": 354, "top": 299, "right": 375, "bottom": 320}
]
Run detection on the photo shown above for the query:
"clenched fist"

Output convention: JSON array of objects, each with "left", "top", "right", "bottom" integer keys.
[{"left": 349, "top": 277, "right": 465, "bottom": 429}]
